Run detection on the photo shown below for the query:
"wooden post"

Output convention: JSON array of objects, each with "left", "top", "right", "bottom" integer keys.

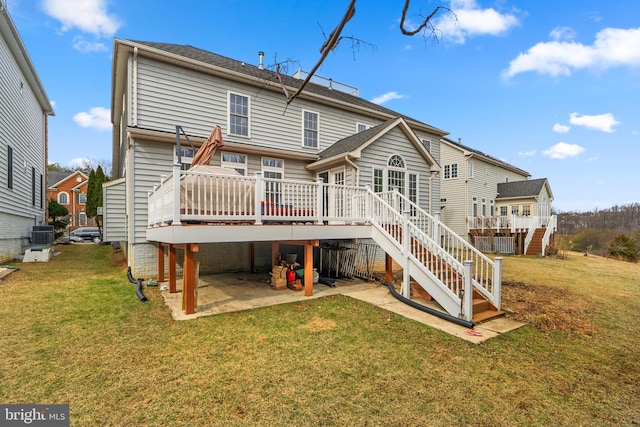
[
  {"left": 248, "top": 242, "right": 255, "bottom": 273},
  {"left": 385, "top": 253, "right": 393, "bottom": 283},
  {"left": 168, "top": 244, "right": 177, "bottom": 293},
  {"left": 157, "top": 244, "right": 165, "bottom": 282},
  {"left": 272, "top": 241, "right": 280, "bottom": 266},
  {"left": 304, "top": 241, "right": 314, "bottom": 296},
  {"left": 182, "top": 243, "right": 199, "bottom": 314}
]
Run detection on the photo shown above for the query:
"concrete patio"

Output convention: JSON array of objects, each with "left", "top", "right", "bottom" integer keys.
[{"left": 159, "top": 272, "right": 526, "bottom": 343}]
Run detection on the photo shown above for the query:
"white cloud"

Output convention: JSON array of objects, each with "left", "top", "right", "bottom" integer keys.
[
  {"left": 73, "top": 107, "right": 111, "bottom": 131},
  {"left": 569, "top": 112, "right": 619, "bottom": 133},
  {"left": 518, "top": 150, "right": 536, "bottom": 157},
  {"left": 543, "top": 142, "right": 585, "bottom": 159},
  {"left": 549, "top": 26, "right": 577, "bottom": 42},
  {"left": 435, "top": 0, "right": 520, "bottom": 44},
  {"left": 42, "top": 0, "right": 121, "bottom": 38},
  {"left": 67, "top": 157, "right": 94, "bottom": 169},
  {"left": 553, "top": 123, "right": 571, "bottom": 133},
  {"left": 73, "top": 36, "right": 108, "bottom": 53},
  {"left": 370, "top": 91, "right": 406, "bottom": 105},
  {"left": 503, "top": 26, "right": 640, "bottom": 78}
]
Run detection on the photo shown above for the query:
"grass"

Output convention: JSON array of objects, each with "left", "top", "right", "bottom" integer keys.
[{"left": 0, "top": 245, "right": 638, "bottom": 426}]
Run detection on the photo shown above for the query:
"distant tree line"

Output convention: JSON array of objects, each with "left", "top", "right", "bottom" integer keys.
[{"left": 555, "top": 203, "right": 640, "bottom": 262}]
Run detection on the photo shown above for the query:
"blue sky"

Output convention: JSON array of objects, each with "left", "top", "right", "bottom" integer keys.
[{"left": 5, "top": 0, "right": 640, "bottom": 212}]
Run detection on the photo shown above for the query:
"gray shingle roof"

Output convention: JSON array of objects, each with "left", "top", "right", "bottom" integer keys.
[
  {"left": 47, "top": 171, "right": 72, "bottom": 188},
  {"left": 318, "top": 118, "right": 397, "bottom": 159},
  {"left": 443, "top": 136, "right": 530, "bottom": 177},
  {"left": 497, "top": 178, "right": 548, "bottom": 199},
  {"left": 126, "top": 40, "right": 445, "bottom": 135}
]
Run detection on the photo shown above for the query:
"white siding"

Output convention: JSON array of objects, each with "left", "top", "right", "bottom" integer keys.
[
  {"left": 0, "top": 32, "right": 47, "bottom": 221},
  {"left": 103, "top": 178, "right": 126, "bottom": 242}
]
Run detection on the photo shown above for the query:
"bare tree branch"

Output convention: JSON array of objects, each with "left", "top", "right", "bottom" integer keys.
[
  {"left": 284, "top": 0, "right": 356, "bottom": 107},
  {"left": 399, "top": 2, "right": 453, "bottom": 37}
]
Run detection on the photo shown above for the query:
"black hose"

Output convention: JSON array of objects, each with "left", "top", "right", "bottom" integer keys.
[
  {"left": 127, "top": 266, "right": 147, "bottom": 301},
  {"left": 374, "top": 277, "right": 475, "bottom": 329},
  {"left": 135, "top": 279, "right": 148, "bottom": 302}
]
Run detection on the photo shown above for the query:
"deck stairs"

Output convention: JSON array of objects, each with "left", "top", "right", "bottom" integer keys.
[
  {"left": 525, "top": 228, "right": 547, "bottom": 256},
  {"left": 369, "top": 191, "right": 503, "bottom": 323}
]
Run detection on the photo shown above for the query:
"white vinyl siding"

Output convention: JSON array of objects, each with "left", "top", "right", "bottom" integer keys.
[{"left": 103, "top": 178, "right": 127, "bottom": 243}]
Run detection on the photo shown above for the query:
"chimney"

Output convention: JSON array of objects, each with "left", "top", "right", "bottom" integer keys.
[{"left": 258, "top": 51, "right": 264, "bottom": 70}]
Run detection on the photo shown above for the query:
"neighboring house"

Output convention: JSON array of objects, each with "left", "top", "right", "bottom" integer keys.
[
  {"left": 105, "top": 39, "right": 503, "bottom": 321},
  {"left": 0, "top": 2, "right": 54, "bottom": 263},
  {"left": 439, "top": 137, "right": 556, "bottom": 255},
  {"left": 47, "top": 170, "right": 92, "bottom": 228}
]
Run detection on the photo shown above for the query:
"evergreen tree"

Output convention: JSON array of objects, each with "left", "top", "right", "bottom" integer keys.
[
  {"left": 86, "top": 166, "right": 108, "bottom": 231},
  {"left": 48, "top": 199, "right": 69, "bottom": 238}
]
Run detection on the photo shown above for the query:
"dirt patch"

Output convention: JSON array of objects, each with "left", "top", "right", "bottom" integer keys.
[
  {"left": 108, "top": 248, "right": 128, "bottom": 272},
  {"left": 502, "top": 281, "right": 596, "bottom": 337},
  {"left": 300, "top": 315, "right": 338, "bottom": 333}
]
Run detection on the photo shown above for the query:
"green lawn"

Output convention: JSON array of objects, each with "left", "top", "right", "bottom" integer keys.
[{"left": 0, "top": 245, "right": 638, "bottom": 426}]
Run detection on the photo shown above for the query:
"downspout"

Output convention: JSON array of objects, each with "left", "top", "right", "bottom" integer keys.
[{"left": 345, "top": 155, "right": 359, "bottom": 186}]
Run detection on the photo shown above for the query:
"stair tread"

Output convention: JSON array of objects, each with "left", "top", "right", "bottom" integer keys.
[{"left": 472, "top": 309, "right": 505, "bottom": 323}]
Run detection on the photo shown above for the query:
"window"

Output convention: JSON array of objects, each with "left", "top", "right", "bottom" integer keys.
[
  {"left": 422, "top": 139, "right": 431, "bottom": 152},
  {"left": 356, "top": 123, "right": 371, "bottom": 132},
  {"left": 522, "top": 205, "right": 531, "bottom": 216},
  {"left": 221, "top": 152, "right": 247, "bottom": 175},
  {"left": 490, "top": 200, "right": 495, "bottom": 217},
  {"left": 468, "top": 160, "right": 474, "bottom": 178},
  {"left": 39, "top": 174, "right": 43, "bottom": 208},
  {"left": 482, "top": 198, "right": 486, "bottom": 216},
  {"left": 303, "top": 110, "right": 319, "bottom": 148},
  {"left": 472, "top": 197, "right": 478, "bottom": 217},
  {"left": 175, "top": 146, "right": 196, "bottom": 170},
  {"left": 79, "top": 193, "right": 87, "bottom": 204},
  {"left": 443, "top": 163, "right": 458, "bottom": 180},
  {"left": 31, "top": 167, "right": 36, "bottom": 206},
  {"left": 511, "top": 205, "right": 519, "bottom": 215},
  {"left": 261, "top": 157, "right": 284, "bottom": 179},
  {"left": 228, "top": 92, "right": 250, "bottom": 136},
  {"left": 7, "top": 146, "right": 13, "bottom": 189},
  {"left": 78, "top": 211, "right": 88, "bottom": 226},
  {"left": 58, "top": 192, "right": 69, "bottom": 205},
  {"left": 500, "top": 206, "right": 508, "bottom": 216},
  {"left": 373, "top": 168, "right": 383, "bottom": 193},
  {"left": 409, "top": 174, "right": 418, "bottom": 208},
  {"left": 387, "top": 155, "right": 405, "bottom": 194}
]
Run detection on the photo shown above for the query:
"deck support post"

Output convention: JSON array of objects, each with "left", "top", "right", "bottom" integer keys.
[
  {"left": 272, "top": 242, "right": 280, "bottom": 266},
  {"left": 385, "top": 253, "right": 393, "bottom": 283},
  {"left": 157, "top": 244, "right": 165, "bottom": 282},
  {"left": 168, "top": 244, "right": 177, "bottom": 293},
  {"left": 172, "top": 163, "right": 182, "bottom": 226},
  {"left": 462, "top": 260, "right": 473, "bottom": 321},
  {"left": 182, "top": 243, "right": 199, "bottom": 314},
  {"left": 304, "top": 241, "right": 314, "bottom": 296}
]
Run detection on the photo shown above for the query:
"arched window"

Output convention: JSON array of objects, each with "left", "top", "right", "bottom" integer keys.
[
  {"left": 58, "top": 192, "right": 69, "bottom": 205},
  {"left": 387, "top": 155, "right": 406, "bottom": 193}
]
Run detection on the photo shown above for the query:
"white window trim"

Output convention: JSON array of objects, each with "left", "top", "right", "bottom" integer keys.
[
  {"left": 58, "top": 192, "right": 69, "bottom": 205},
  {"left": 443, "top": 163, "right": 458, "bottom": 180},
  {"left": 356, "top": 122, "right": 371, "bottom": 133},
  {"left": 261, "top": 156, "right": 284, "bottom": 179},
  {"left": 227, "top": 91, "right": 251, "bottom": 138},
  {"left": 302, "top": 110, "right": 320, "bottom": 148},
  {"left": 221, "top": 151, "right": 248, "bottom": 176}
]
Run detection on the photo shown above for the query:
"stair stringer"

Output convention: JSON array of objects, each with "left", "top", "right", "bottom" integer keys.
[{"left": 370, "top": 224, "right": 462, "bottom": 318}]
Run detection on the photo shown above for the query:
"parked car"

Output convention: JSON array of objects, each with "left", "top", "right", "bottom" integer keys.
[{"left": 69, "top": 227, "right": 101, "bottom": 243}]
